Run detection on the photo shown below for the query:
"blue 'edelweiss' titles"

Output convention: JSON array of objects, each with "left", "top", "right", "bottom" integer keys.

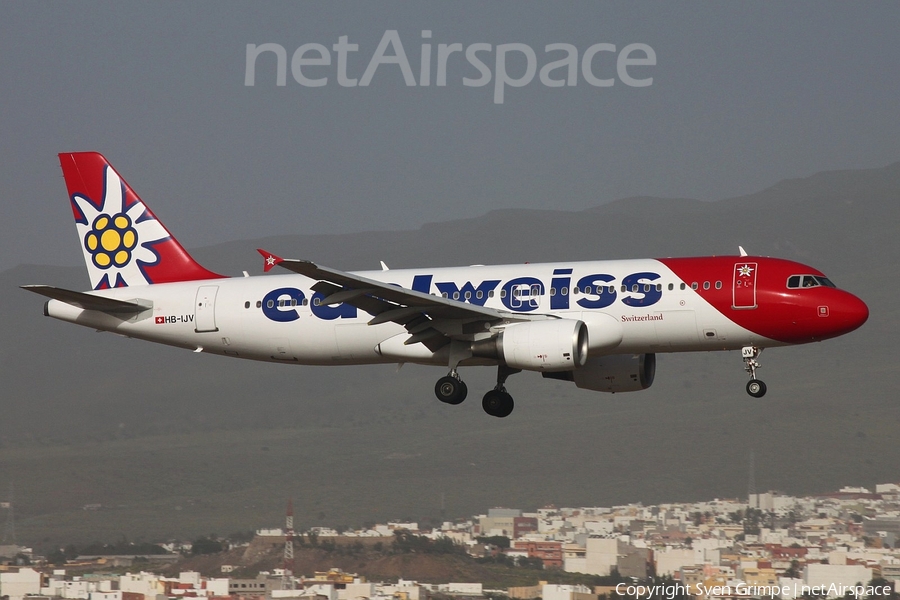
[
  {"left": 72, "top": 167, "right": 169, "bottom": 289},
  {"left": 261, "top": 270, "right": 663, "bottom": 323}
]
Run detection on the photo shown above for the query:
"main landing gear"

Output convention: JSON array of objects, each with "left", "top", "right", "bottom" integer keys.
[
  {"left": 742, "top": 346, "right": 767, "bottom": 398},
  {"left": 434, "top": 365, "right": 521, "bottom": 418},
  {"left": 435, "top": 369, "right": 467, "bottom": 405},
  {"left": 482, "top": 365, "right": 520, "bottom": 418}
]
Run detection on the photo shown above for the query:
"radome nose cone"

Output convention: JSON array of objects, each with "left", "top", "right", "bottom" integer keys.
[
  {"left": 837, "top": 292, "right": 869, "bottom": 334},
  {"left": 848, "top": 294, "right": 869, "bottom": 330}
]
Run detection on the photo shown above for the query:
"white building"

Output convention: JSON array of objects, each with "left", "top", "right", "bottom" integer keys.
[
  {"left": 581, "top": 537, "right": 617, "bottom": 576},
  {"left": 655, "top": 548, "right": 705, "bottom": 576},
  {"left": 803, "top": 564, "right": 873, "bottom": 597},
  {"left": 0, "top": 568, "right": 42, "bottom": 600},
  {"left": 338, "top": 582, "right": 376, "bottom": 600},
  {"left": 542, "top": 584, "right": 591, "bottom": 600},
  {"left": 447, "top": 583, "right": 482, "bottom": 595},
  {"left": 120, "top": 571, "right": 166, "bottom": 597},
  {"left": 376, "top": 581, "right": 423, "bottom": 600}
]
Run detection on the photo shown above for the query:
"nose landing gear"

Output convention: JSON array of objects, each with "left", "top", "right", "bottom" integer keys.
[{"left": 742, "top": 346, "right": 767, "bottom": 398}]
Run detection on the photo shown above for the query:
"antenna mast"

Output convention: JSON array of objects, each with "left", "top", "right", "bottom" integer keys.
[{"left": 282, "top": 499, "right": 295, "bottom": 590}]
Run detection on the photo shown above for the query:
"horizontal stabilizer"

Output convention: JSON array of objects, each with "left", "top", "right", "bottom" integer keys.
[{"left": 21, "top": 285, "right": 150, "bottom": 314}]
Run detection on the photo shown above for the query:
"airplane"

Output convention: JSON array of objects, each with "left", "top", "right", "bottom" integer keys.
[{"left": 23, "top": 152, "right": 869, "bottom": 418}]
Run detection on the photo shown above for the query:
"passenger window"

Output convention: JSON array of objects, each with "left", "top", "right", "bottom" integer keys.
[
  {"left": 703, "top": 282, "right": 710, "bottom": 290},
  {"left": 573, "top": 286, "right": 580, "bottom": 294},
  {"left": 476, "top": 290, "right": 484, "bottom": 299},
  {"left": 715, "top": 281, "right": 722, "bottom": 289},
  {"left": 561, "top": 287, "right": 568, "bottom": 295},
  {"left": 549, "top": 288, "right": 557, "bottom": 296},
  {"left": 691, "top": 282, "right": 698, "bottom": 290},
  {"left": 680, "top": 283, "right": 686, "bottom": 290},
  {"left": 668, "top": 283, "right": 674, "bottom": 291}
]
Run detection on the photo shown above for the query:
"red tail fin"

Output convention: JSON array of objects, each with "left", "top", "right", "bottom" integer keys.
[{"left": 60, "top": 152, "right": 225, "bottom": 289}]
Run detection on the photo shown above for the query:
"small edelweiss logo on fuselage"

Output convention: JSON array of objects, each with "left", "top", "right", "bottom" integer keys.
[{"left": 84, "top": 213, "right": 138, "bottom": 269}]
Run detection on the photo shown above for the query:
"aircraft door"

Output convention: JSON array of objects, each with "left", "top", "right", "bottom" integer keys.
[
  {"left": 732, "top": 262, "right": 758, "bottom": 309},
  {"left": 194, "top": 285, "right": 219, "bottom": 332}
]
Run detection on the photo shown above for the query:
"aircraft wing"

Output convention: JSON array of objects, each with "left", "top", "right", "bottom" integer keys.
[{"left": 258, "top": 250, "right": 545, "bottom": 350}]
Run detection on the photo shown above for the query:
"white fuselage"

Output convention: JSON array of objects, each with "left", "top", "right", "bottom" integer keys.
[{"left": 45, "top": 258, "right": 776, "bottom": 366}]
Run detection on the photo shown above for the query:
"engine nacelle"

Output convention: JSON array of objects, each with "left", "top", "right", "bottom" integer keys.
[
  {"left": 473, "top": 319, "right": 589, "bottom": 372},
  {"left": 543, "top": 353, "right": 656, "bottom": 392}
]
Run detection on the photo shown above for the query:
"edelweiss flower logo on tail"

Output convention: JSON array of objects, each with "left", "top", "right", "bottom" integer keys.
[
  {"left": 73, "top": 166, "right": 169, "bottom": 289},
  {"left": 84, "top": 213, "right": 138, "bottom": 269}
]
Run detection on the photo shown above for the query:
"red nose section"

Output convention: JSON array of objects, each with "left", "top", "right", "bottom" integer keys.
[{"left": 829, "top": 291, "right": 869, "bottom": 337}]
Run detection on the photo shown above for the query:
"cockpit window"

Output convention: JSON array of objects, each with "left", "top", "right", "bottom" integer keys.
[{"left": 787, "top": 275, "right": 837, "bottom": 289}]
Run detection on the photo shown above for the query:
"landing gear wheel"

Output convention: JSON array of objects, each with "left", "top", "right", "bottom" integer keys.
[
  {"left": 482, "top": 389, "right": 514, "bottom": 418},
  {"left": 741, "top": 346, "right": 767, "bottom": 398},
  {"left": 435, "top": 376, "right": 467, "bottom": 405},
  {"left": 746, "top": 379, "right": 767, "bottom": 398}
]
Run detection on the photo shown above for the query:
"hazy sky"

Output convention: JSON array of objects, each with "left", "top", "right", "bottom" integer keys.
[{"left": 1, "top": 2, "right": 898, "bottom": 272}]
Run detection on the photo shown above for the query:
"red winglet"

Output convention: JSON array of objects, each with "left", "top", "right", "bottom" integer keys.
[{"left": 257, "top": 249, "right": 284, "bottom": 273}]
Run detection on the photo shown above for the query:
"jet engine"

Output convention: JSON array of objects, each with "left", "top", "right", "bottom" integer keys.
[
  {"left": 472, "top": 319, "right": 589, "bottom": 371},
  {"left": 543, "top": 353, "right": 656, "bottom": 392}
]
